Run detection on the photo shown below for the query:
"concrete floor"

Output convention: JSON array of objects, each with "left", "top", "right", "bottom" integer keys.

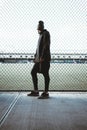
[{"left": 0, "top": 92, "right": 87, "bottom": 130}]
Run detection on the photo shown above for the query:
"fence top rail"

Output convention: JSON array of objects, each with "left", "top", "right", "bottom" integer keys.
[
  {"left": 0, "top": 53, "right": 87, "bottom": 60},
  {"left": 0, "top": 52, "right": 87, "bottom": 55}
]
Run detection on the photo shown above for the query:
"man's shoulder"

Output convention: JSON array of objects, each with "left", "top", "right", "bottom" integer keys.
[
  {"left": 43, "top": 29, "right": 49, "bottom": 33},
  {"left": 43, "top": 29, "right": 50, "bottom": 36}
]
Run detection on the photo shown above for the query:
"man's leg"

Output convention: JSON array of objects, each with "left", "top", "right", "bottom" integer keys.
[
  {"left": 27, "top": 63, "right": 39, "bottom": 96},
  {"left": 43, "top": 72, "right": 50, "bottom": 92},
  {"left": 38, "top": 62, "right": 50, "bottom": 99},
  {"left": 31, "top": 63, "right": 38, "bottom": 91}
]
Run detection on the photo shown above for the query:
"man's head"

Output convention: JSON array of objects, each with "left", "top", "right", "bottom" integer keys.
[{"left": 37, "top": 21, "right": 44, "bottom": 34}]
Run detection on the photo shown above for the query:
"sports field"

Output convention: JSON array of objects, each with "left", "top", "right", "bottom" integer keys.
[{"left": 0, "top": 63, "right": 87, "bottom": 91}]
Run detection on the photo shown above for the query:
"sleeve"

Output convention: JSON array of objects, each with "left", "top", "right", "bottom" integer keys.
[{"left": 41, "top": 31, "right": 50, "bottom": 59}]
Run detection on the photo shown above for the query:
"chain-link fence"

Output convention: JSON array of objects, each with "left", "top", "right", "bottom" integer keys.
[
  {"left": 0, "top": 0, "right": 87, "bottom": 91},
  {"left": 0, "top": 53, "right": 87, "bottom": 91}
]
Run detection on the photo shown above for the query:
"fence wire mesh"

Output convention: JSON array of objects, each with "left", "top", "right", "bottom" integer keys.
[
  {"left": 0, "top": 57, "right": 87, "bottom": 91},
  {"left": 0, "top": 0, "right": 87, "bottom": 91}
]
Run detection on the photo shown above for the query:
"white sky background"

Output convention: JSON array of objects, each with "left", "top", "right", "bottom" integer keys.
[{"left": 0, "top": 0, "right": 87, "bottom": 53}]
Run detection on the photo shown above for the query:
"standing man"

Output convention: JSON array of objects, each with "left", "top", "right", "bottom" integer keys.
[{"left": 27, "top": 21, "right": 51, "bottom": 99}]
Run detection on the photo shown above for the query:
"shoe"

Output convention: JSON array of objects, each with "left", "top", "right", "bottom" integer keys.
[
  {"left": 38, "top": 92, "right": 49, "bottom": 99},
  {"left": 27, "top": 91, "right": 39, "bottom": 96}
]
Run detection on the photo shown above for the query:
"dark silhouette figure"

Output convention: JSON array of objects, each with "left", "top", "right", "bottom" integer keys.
[{"left": 27, "top": 21, "right": 51, "bottom": 99}]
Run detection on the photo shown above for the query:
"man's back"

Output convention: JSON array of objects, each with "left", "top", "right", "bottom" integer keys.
[{"left": 38, "top": 29, "right": 51, "bottom": 62}]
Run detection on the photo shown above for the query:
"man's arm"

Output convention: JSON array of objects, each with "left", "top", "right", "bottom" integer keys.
[{"left": 40, "top": 31, "right": 50, "bottom": 61}]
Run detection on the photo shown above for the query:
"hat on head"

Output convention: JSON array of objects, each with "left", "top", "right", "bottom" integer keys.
[{"left": 37, "top": 21, "right": 44, "bottom": 30}]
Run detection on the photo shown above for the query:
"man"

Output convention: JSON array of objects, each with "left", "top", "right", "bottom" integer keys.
[{"left": 27, "top": 21, "right": 51, "bottom": 99}]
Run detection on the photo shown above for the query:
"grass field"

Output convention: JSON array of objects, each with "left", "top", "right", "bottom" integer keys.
[{"left": 0, "top": 63, "right": 87, "bottom": 91}]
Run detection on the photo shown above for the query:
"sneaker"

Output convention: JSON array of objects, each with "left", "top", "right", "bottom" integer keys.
[
  {"left": 27, "top": 91, "right": 39, "bottom": 96},
  {"left": 38, "top": 92, "right": 49, "bottom": 99}
]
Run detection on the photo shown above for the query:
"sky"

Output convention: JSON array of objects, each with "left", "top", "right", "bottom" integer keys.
[{"left": 0, "top": 0, "right": 87, "bottom": 53}]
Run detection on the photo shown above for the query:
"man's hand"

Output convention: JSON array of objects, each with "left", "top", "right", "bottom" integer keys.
[
  {"left": 33, "top": 59, "right": 36, "bottom": 63},
  {"left": 40, "top": 57, "right": 44, "bottom": 63}
]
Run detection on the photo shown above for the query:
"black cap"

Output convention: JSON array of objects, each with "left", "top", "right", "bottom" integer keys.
[{"left": 37, "top": 21, "right": 44, "bottom": 30}]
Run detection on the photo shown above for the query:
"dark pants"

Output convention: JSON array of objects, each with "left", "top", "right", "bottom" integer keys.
[{"left": 31, "top": 62, "right": 50, "bottom": 92}]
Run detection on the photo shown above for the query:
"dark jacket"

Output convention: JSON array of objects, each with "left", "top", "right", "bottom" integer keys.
[{"left": 35, "top": 29, "right": 51, "bottom": 62}]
